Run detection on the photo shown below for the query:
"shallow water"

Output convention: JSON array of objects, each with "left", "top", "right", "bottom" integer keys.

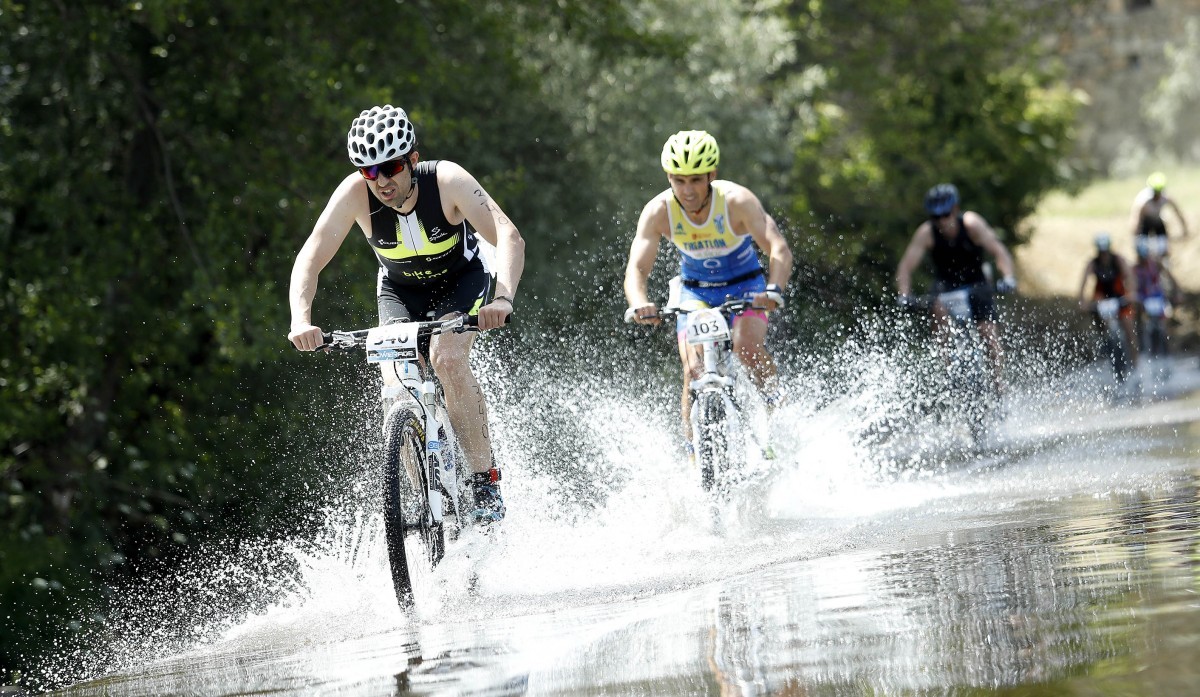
[{"left": 47, "top": 356, "right": 1200, "bottom": 696}]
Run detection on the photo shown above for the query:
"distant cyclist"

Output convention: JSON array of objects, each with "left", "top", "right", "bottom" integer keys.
[
  {"left": 623, "top": 130, "right": 793, "bottom": 459},
  {"left": 895, "top": 183, "right": 1017, "bottom": 395},
  {"left": 1076, "top": 232, "right": 1139, "bottom": 369},
  {"left": 1130, "top": 172, "right": 1189, "bottom": 258},
  {"left": 1133, "top": 235, "right": 1182, "bottom": 309},
  {"left": 1133, "top": 235, "right": 1182, "bottom": 354},
  {"left": 287, "top": 105, "right": 525, "bottom": 525}
]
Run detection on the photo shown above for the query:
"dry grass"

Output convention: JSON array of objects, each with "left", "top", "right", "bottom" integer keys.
[
  {"left": 1016, "top": 168, "right": 1200, "bottom": 298},
  {"left": 1014, "top": 167, "right": 1200, "bottom": 351}
]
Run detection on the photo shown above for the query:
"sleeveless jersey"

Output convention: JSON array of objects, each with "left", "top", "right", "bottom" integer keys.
[
  {"left": 666, "top": 180, "right": 762, "bottom": 285},
  {"left": 1092, "top": 254, "right": 1126, "bottom": 299},
  {"left": 365, "top": 160, "right": 480, "bottom": 286},
  {"left": 930, "top": 215, "right": 986, "bottom": 288}
]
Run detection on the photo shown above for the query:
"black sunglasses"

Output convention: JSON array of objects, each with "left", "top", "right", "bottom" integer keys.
[{"left": 359, "top": 157, "right": 408, "bottom": 181}]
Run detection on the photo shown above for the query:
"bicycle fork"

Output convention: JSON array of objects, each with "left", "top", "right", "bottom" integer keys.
[{"left": 381, "top": 374, "right": 463, "bottom": 530}]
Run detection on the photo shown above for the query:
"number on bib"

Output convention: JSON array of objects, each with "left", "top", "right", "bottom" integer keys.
[
  {"left": 366, "top": 323, "right": 420, "bottom": 363},
  {"left": 685, "top": 308, "right": 731, "bottom": 345}
]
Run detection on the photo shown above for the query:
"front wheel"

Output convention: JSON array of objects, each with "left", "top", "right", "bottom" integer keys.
[
  {"left": 1106, "top": 328, "right": 1132, "bottom": 384},
  {"left": 693, "top": 391, "right": 733, "bottom": 496},
  {"left": 382, "top": 408, "right": 443, "bottom": 609},
  {"left": 1143, "top": 316, "right": 1169, "bottom": 358}
]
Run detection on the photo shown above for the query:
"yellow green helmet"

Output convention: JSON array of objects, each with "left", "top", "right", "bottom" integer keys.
[
  {"left": 661, "top": 130, "right": 720, "bottom": 175},
  {"left": 1147, "top": 171, "right": 1167, "bottom": 191}
]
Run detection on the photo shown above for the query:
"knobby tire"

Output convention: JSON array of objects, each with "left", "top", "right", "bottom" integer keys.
[
  {"left": 1107, "top": 329, "right": 1132, "bottom": 384},
  {"left": 696, "top": 392, "right": 728, "bottom": 495},
  {"left": 382, "top": 408, "right": 444, "bottom": 609}
]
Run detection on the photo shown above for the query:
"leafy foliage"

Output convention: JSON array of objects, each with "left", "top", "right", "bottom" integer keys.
[
  {"left": 783, "top": 0, "right": 1081, "bottom": 295},
  {"left": 0, "top": 0, "right": 1080, "bottom": 685}
]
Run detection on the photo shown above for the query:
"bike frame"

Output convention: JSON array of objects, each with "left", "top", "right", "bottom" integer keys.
[
  {"left": 916, "top": 284, "right": 995, "bottom": 445},
  {"left": 1095, "top": 297, "right": 1135, "bottom": 384},
  {"left": 927, "top": 287, "right": 987, "bottom": 375},
  {"left": 678, "top": 304, "right": 743, "bottom": 445},
  {"left": 325, "top": 316, "right": 471, "bottom": 531},
  {"left": 633, "top": 298, "right": 758, "bottom": 494}
]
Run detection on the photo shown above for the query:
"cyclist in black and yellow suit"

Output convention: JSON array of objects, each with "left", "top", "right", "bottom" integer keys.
[{"left": 288, "top": 105, "right": 524, "bottom": 524}]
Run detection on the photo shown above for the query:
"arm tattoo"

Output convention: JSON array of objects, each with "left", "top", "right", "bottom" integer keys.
[{"left": 475, "top": 188, "right": 511, "bottom": 226}]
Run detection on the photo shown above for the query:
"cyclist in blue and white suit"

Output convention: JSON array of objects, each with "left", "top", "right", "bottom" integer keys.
[{"left": 624, "top": 130, "right": 793, "bottom": 451}]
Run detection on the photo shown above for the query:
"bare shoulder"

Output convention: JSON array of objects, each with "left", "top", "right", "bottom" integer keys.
[
  {"left": 330, "top": 172, "right": 369, "bottom": 213},
  {"left": 912, "top": 220, "right": 934, "bottom": 245},
  {"left": 638, "top": 190, "right": 673, "bottom": 234},
  {"left": 962, "top": 211, "right": 999, "bottom": 242},
  {"left": 434, "top": 159, "right": 477, "bottom": 191},
  {"left": 962, "top": 210, "right": 992, "bottom": 229},
  {"left": 719, "top": 180, "right": 762, "bottom": 208}
]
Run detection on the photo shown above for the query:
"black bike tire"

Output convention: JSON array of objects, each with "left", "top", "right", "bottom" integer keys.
[
  {"left": 1109, "top": 331, "right": 1131, "bottom": 383},
  {"left": 695, "top": 392, "right": 727, "bottom": 494},
  {"left": 1149, "top": 317, "right": 1168, "bottom": 357},
  {"left": 382, "top": 408, "right": 443, "bottom": 608}
]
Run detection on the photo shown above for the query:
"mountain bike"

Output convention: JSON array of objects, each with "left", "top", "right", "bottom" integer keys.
[
  {"left": 910, "top": 285, "right": 997, "bottom": 446},
  {"left": 626, "top": 298, "right": 762, "bottom": 498},
  {"left": 318, "top": 315, "right": 479, "bottom": 609},
  {"left": 1093, "top": 297, "right": 1134, "bottom": 385},
  {"left": 1138, "top": 294, "right": 1170, "bottom": 360}
]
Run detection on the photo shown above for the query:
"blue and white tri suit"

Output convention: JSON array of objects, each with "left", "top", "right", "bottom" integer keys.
[{"left": 665, "top": 180, "right": 766, "bottom": 331}]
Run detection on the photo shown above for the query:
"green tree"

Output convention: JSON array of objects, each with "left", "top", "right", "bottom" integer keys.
[
  {"left": 0, "top": 0, "right": 650, "bottom": 685},
  {"left": 782, "top": 0, "right": 1081, "bottom": 295}
]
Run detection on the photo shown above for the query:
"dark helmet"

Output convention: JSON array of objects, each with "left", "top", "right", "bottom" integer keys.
[{"left": 924, "top": 183, "right": 959, "bottom": 216}]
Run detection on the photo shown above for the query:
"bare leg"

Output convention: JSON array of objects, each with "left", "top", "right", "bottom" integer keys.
[
  {"left": 429, "top": 326, "right": 492, "bottom": 475},
  {"left": 677, "top": 336, "right": 702, "bottom": 439},
  {"left": 731, "top": 315, "right": 776, "bottom": 397}
]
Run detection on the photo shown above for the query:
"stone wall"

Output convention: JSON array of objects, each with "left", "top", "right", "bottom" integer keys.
[{"left": 1049, "top": 0, "right": 1200, "bottom": 173}]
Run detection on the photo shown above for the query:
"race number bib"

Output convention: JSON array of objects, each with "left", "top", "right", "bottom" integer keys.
[
  {"left": 366, "top": 323, "right": 420, "bottom": 363},
  {"left": 685, "top": 308, "right": 731, "bottom": 345},
  {"left": 1095, "top": 297, "right": 1121, "bottom": 319},
  {"left": 938, "top": 289, "right": 972, "bottom": 321},
  {"left": 1142, "top": 296, "right": 1166, "bottom": 318}
]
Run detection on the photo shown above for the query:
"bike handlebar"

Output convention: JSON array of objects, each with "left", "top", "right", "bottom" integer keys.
[
  {"left": 314, "top": 314, "right": 494, "bottom": 352},
  {"left": 898, "top": 283, "right": 995, "bottom": 313},
  {"left": 624, "top": 297, "right": 764, "bottom": 324}
]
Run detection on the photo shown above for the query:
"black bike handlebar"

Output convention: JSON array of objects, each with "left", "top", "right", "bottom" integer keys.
[
  {"left": 625, "top": 297, "right": 765, "bottom": 324},
  {"left": 312, "top": 314, "right": 507, "bottom": 352},
  {"left": 899, "top": 283, "right": 995, "bottom": 313}
]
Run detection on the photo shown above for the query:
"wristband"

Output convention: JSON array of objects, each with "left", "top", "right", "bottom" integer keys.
[
  {"left": 493, "top": 295, "right": 513, "bottom": 306},
  {"left": 763, "top": 283, "right": 785, "bottom": 309}
]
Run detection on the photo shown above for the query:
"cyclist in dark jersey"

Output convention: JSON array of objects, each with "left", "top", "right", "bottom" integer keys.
[
  {"left": 288, "top": 105, "right": 525, "bottom": 524},
  {"left": 895, "top": 183, "right": 1017, "bottom": 394},
  {"left": 1076, "top": 232, "right": 1138, "bottom": 369}
]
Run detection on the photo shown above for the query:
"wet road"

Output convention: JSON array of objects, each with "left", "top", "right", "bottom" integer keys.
[{"left": 50, "top": 357, "right": 1200, "bottom": 696}]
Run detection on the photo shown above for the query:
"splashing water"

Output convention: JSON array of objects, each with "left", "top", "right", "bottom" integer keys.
[{"left": 32, "top": 305, "right": 1200, "bottom": 691}]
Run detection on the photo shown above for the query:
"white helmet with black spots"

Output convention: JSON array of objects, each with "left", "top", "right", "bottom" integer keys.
[{"left": 346, "top": 105, "right": 416, "bottom": 167}]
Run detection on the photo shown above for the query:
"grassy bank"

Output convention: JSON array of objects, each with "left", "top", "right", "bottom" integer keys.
[{"left": 1016, "top": 167, "right": 1199, "bottom": 352}]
